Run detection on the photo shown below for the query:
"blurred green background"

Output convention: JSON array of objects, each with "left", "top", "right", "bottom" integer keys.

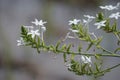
[{"left": 0, "top": 0, "right": 120, "bottom": 80}]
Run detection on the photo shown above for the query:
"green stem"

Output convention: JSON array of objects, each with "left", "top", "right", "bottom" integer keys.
[
  {"left": 95, "top": 63, "right": 120, "bottom": 75},
  {"left": 98, "top": 46, "right": 113, "bottom": 54},
  {"left": 42, "top": 45, "right": 120, "bottom": 57},
  {"left": 114, "top": 32, "right": 120, "bottom": 42}
]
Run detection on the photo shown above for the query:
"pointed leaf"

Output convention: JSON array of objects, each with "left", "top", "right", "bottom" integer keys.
[
  {"left": 86, "top": 42, "right": 93, "bottom": 51},
  {"left": 63, "top": 53, "right": 67, "bottom": 62},
  {"left": 67, "top": 44, "right": 72, "bottom": 53},
  {"left": 114, "top": 47, "right": 120, "bottom": 53}
]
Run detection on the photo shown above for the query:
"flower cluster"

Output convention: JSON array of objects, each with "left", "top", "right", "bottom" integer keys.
[
  {"left": 17, "top": 19, "right": 47, "bottom": 46},
  {"left": 17, "top": 2, "right": 120, "bottom": 79},
  {"left": 99, "top": 2, "right": 120, "bottom": 11},
  {"left": 93, "top": 3, "right": 120, "bottom": 30}
]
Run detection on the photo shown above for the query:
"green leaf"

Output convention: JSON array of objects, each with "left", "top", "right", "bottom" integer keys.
[
  {"left": 86, "top": 42, "right": 93, "bottom": 51},
  {"left": 70, "top": 54, "right": 75, "bottom": 60},
  {"left": 78, "top": 45, "right": 82, "bottom": 52},
  {"left": 95, "top": 63, "right": 100, "bottom": 72},
  {"left": 112, "top": 21, "right": 117, "bottom": 32},
  {"left": 67, "top": 44, "right": 72, "bottom": 53},
  {"left": 50, "top": 45, "right": 55, "bottom": 51},
  {"left": 97, "top": 12, "right": 104, "bottom": 21},
  {"left": 55, "top": 41, "right": 61, "bottom": 50},
  {"left": 96, "top": 37, "right": 102, "bottom": 46},
  {"left": 117, "top": 40, "right": 120, "bottom": 45},
  {"left": 63, "top": 53, "right": 67, "bottom": 62},
  {"left": 95, "top": 54, "right": 100, "bottom": 59},
  {"left": 81, "top": 64, "right": 87, "bottom": 73},
  {"left": 41, "top": 41, "right": 45, "bottom": 46},
  {"left": 104, "top": 19, "right": 114, "bottom": 33},
  {"left": 61, "top": 44, "right": 67, "bottom": 50},
  {"left": 21, "top": 26, "right": 25, "bottom": 32},
  {"left": 114, "top": 48, "right": 120, "bottom": 53},
  {"left": 21, "top": 26, "right": 27, "bottom": 35},
  {"left": 38, "top": 37, "right": 41, "bottom": 47}
]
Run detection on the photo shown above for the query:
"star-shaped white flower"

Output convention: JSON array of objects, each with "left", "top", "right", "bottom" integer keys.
[
  {"left": 31, "top": 19, "right": 47, "bottom": 26},
  {"left": 81, "top": 55, "right": 92, "bottom": 66},
  {"left": 84, "top": 15, "right": 95, "bottom": 19},
  {"left": 99, "top": 2, "right": 120, "bottom": 10},
  {"left": 94, "top": 20, "right": 106, "bottom": 29},
  {"left": 68, "top": 19, "right": 80, "bottom": 25},
  {"left": 17, "top": 37, "right": 25, "bottom": 46},
  {"left": 109, "top": 12, "right": 120, "bottom": 19},
  {"left": 28, "top": 30, "right": 40, "bottom": 38}
]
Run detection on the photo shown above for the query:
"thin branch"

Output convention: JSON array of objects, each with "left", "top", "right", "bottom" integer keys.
[
  {"left": 95, "top": 63, "right": 120, "bottom": 75},
  {"left": 41, "top": 45, "right": 120, "bottom": 57}
]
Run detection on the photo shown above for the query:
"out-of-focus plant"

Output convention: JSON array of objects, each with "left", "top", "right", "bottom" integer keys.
[{"left": 17, "top": 2, "right": 120, "bottom": 80}]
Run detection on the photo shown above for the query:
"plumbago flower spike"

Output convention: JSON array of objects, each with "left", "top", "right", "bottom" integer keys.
[{"left": 17, "top": 2, "right": 120, "bottom": 79}]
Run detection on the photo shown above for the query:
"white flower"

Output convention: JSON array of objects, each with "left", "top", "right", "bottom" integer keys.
[
  {"left": 17, "top": 37, "right": 25, "bottom": 46},
  {"left": 28, "top": 30, "right": 40, "bottom": 38},
  {"left": 81, "top": 55, "right": 92, "bottom": 66},
  {"left": 94, "top": 20, "right": 106, "bottom": 29},
  {"left": 31, "top": 18, "right": 47, "bottom": 26},
  {"left": 68, "top": 19, "right": 80, "bottom": 25},
  {"left": 109, "top": 12, "right": 120, "bottom": 19},
  {"left": 99, "top": 3, "right": 120, "bottom": 10},
  {"left": 84, "top": 15, "right": 95, "bottom": 19},
  {"left": 99, "top": 5, "right": 115, "bottom": 10}
]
